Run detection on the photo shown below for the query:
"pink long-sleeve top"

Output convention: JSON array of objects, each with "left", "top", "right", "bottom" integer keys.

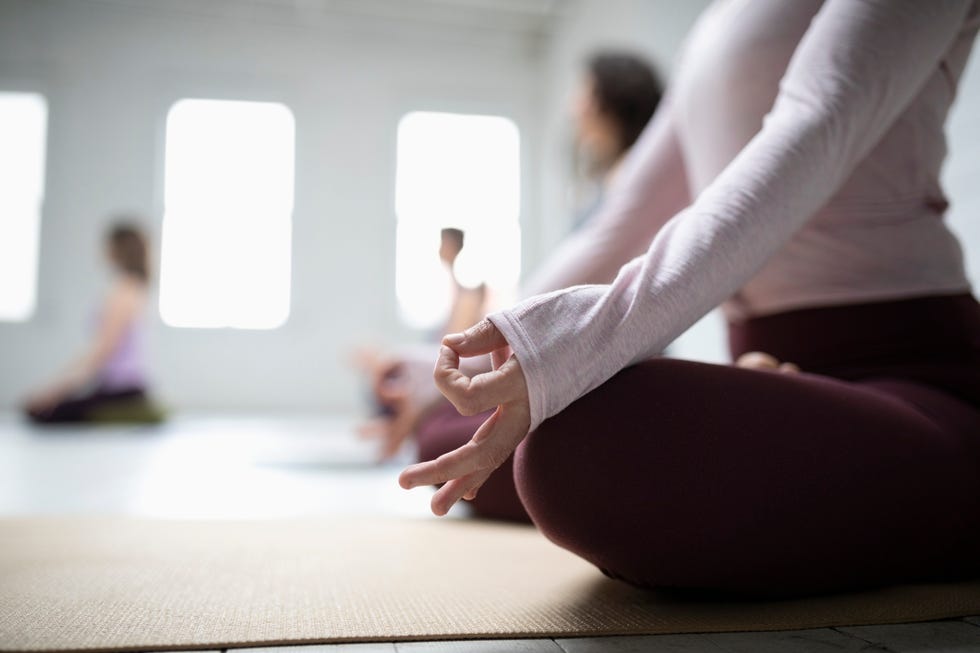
[{"left": 490, "top": 0, "right": 980, "bottom": 432}]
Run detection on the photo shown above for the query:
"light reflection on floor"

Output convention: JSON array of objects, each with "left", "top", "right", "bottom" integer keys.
[{"left": 0, "top": 413, "right": 469, "bottom": 519}]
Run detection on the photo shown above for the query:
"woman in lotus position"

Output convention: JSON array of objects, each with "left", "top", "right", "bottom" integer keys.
[
  {"left": 24, "top": 221, "right": 163, "bottom": 425},
  {"left": 400, "top": 0, "right": 980, "bottom": 597}
]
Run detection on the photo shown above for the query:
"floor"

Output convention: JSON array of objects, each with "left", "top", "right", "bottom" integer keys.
[{"left": 2, "top": 414, "right": 978, "bottom": 653}]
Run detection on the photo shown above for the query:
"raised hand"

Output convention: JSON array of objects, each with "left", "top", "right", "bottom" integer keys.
[
  {"left": 357, "top": 371, "right": 421, "bottom": 460},
  {"left": 399, "top": 319, "right": 531, "bottom": 516}
]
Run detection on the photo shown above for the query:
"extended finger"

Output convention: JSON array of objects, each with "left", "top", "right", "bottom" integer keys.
[
  {"left": 399, "top": 409, "right": 504, "bottom": 489},
  {"left": 430, "top": 471, "right": 491, "bottom": 516},
  {"left": 400, "top": 403, "right": 531, "bottom": 493},
  {"left": 429, "top": 413, "right": 523, "bottom": 512}
]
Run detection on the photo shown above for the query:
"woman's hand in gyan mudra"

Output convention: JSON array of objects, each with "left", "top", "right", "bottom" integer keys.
[{"left": 399, "top": 319, "right": 531, "bottom": 516}]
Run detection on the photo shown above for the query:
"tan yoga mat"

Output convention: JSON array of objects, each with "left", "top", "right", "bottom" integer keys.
[{"left": 2, "top": 518, "right": 979, "bottom": 652}]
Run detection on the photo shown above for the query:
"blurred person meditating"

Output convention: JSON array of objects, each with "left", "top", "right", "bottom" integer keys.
[
  {"left": 23, "top": 220, "right": 164, "bottom": 424},
  {"left": 439, "top": 227, "right": 486, "bottom": 337}
]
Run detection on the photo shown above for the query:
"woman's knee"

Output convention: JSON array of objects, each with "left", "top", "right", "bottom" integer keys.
[
  {"left": 514, "top": 358, "right": 980, "bottom": 595},
  {"left": 513, "top": 364, "right": 663, "bottom": 560},
  {"left": 512, "top": 358, "right": 767, "bottom": 590},
  {"left": 513, "top": 358, "right": 682, "bottom": 513}
]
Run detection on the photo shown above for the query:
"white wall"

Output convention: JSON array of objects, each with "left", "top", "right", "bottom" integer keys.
[
  {"left": 0, "top": 0, "right": 545, "bottom": 412},
  {"left": 533, "top": 0, "right": 709, "bottom": 250},
  {"left": 2, "top": 0, "right": 979, "bottom": 413},
  {"left": 945, "top": 45, "right": 980, "bottom": 292}
]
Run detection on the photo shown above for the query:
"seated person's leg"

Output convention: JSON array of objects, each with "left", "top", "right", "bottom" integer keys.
[
  {"left": 417, "top": 399, "right": 531, "bottom": 523},
  {"left": 26, "top": 386, "right": 163, "bottom": 425},
  {"left": 25, "top": 393, "right": 96, "bottom": 424},
  {"left": 514, "top": 358, "right": 980, "bottom": 597}
]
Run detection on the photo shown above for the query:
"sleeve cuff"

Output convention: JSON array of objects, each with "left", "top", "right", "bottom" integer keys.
[{"left": 486, "top": 309, "right": 547, "bottom": 433}]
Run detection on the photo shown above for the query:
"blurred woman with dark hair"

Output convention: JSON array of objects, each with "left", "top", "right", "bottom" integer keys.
[
  {"left": 575, "top": 52, "right": 663, "bottom": 202},
  {"left": 23, "top": 220, "right": 164, "bottom": 424}
]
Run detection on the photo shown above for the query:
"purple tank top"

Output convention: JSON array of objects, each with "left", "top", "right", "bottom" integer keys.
[{"left": 94, "top": 310, "right": 147, "bottom": 391}]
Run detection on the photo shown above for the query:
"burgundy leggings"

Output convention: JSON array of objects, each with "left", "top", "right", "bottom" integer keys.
[{"left": 415, "top": 293, "right": 980, "bottom": 596}]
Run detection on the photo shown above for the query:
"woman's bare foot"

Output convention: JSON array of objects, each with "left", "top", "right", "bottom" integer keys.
[{"left": 735, "top": 351, "right": 800, "bottom": 373}]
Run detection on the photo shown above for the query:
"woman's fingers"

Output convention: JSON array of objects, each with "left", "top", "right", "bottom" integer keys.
[
  {"left": 442, "top": 319, "right": 508, "bottom": 357},
  {"left": 490, "top": 345, "right": 513, "bottom": 371},
  {"left": 430, "top": 470, "right": 493, "bottom": 516},
  {"left": 401, "top": 416, "right": 532, "bottom": 516},
  {"left": 399, "top": 404, "right": 526, "bottom": 488},
  {"left": 402, "top": 405, "right": 528, "bottom": 515},
  {"left": 434, "top": 345, "right": 522, "bottom": 415},
  {"left": 431, "top": 477, "right": 470, "bottom": 516},
  {"left": 402, "top": 317, "right": 533, "bottom": 516},
  {"left": 399, "top": 411, "right": 502, "bottom": 489},
  {"left": 436, "top": 320, "right": 524, "bottom": 415}
]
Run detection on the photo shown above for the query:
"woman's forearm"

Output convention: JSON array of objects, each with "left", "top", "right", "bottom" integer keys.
[
  {"left": 490, "top": 0, "right": 973, "bottom": 432},
  {"left": 520, "top": 96, "right": 691, "bottom": 298}
]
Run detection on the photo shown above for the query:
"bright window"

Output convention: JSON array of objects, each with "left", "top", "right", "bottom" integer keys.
[
  {"left": 0, "top": 92, "right": 47, "bottom": 322},
  {"left": 395, "top": 111, "right": 521, "bottom": 330},
  {"left": 160, "top": 99, "right": 295, "bottom": 329}
]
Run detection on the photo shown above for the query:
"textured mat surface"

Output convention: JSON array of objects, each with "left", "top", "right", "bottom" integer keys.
[{"left": 2, "top": 518, "right": 979, "bottom": 652}]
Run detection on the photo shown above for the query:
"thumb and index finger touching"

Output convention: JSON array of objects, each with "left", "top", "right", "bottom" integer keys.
[{"left": 435, "top": 319, "right": 521, "bottom": 416}]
